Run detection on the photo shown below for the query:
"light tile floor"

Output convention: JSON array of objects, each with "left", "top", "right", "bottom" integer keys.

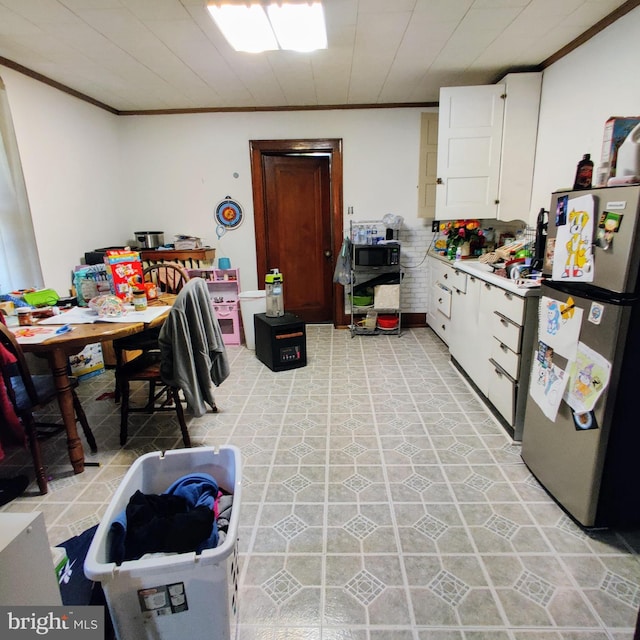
[{"left": 2, "top": 326, "right": 640, "bottom": 639}]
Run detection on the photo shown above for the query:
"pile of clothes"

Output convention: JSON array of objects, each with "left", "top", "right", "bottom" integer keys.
[{"left": 109, "top": 472, "right": 233, "bottom": 564}]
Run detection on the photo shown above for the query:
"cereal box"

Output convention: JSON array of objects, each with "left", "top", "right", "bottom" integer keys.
[{"left": 104, "top": 250, "right": 143, "bottom": 302}]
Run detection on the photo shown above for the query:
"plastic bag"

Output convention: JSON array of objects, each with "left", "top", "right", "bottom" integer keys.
[{"left": 333, "top": 237, "right": 352, "bottom": 285}]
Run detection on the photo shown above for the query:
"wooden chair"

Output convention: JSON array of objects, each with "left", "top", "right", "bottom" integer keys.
[
  {"left": 117, "top": 350, "right": 191, "bottom": 448},
  {"left": 141, "top": 262, "right": 190, "bottom": 295},
  {"left": 117, "top": 278, "right": 227, "bottom": 448},
  {"left": 113, "top": 262, "right": 190, "bottom": 402},
  {"left": 0, "top": 322, "right": 97, "bottom": 494}
]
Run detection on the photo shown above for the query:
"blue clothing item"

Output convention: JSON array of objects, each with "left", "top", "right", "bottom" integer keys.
[{"left": 109, "top": 472, "right": 219, "bottom": 564}]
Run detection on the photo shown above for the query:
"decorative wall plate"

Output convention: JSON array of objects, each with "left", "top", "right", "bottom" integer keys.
[{"left": 215, "top": 196, "right": 244, "bottom": 230}]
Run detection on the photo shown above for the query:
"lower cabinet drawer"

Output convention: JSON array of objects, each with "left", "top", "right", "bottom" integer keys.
[
  {"left": 487, "top": 359, "right": 517, "bottom": 425},
  {"left": 428, "top": 312, "right": 450, "bottom": 344},
  {"left": 492, "top": 311, "right": 522, "bottom": 353},
  {"left": 491, "top": 288, "right": 525, "bottom": 324},
  {"left": 449, "top": 268, "right": 467, "bottom": 293},
  {"left": 491, "top": 337, "right": 520, "bottom": 380},
  {"left": 435, "top": 283, "right": 452, "bottom": 318}
]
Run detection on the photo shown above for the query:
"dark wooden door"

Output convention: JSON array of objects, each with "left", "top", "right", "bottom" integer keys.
[
  {"left": 250, "top": 139, "right": 345, "bottom": 326},
  {"left": 262, "top": 154, "right": 331, "bottom": 321}
]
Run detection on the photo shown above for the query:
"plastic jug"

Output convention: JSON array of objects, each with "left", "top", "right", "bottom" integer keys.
[
  {"left": 610, "top": 122, "right": 640, "bottom": 185},
  {"left": 265, "top": 269, "right": 284, "bottom": 317}
]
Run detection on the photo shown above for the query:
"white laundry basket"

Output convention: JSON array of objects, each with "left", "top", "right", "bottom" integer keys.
[
  {"left": 84, "top": 446, "right": 241, "bottom": 640},
  {"left": 238, "top": 290, "right": 266, "bottom": 349}
]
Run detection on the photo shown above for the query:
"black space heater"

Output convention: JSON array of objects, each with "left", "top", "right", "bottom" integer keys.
[{"left": 254, "top": 313, "right": 307, "bottom": 372}]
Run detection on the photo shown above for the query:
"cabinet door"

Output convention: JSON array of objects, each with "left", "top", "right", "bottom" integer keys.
[
  {"left": 451, "top": 274, "right": 492, "bottom": 396},
  {"left": 435, "top": 84, "right": 505, "bottom": 220},
  {"left": 487, "top": 359, "right": 517, "bottom": 425},
  {"left": 498, "top": 72, "right": 542, "bottom": 223},
  {"left": 417, "top": 112, "right": 439, "bottom": 219},
  {"left": 450, "top": 273, "right": 479, "bottom": 365}
]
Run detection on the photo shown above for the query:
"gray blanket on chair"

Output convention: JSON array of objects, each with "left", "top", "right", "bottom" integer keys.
[{"left": 158, "top": 278, "right": 230, "bottom": 417}]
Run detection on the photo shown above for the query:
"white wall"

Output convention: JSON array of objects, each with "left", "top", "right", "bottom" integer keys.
[
  {"left": 531, "top": 5, "right": 640, "bottom": 217},
  {"left": 1, "top": 67, "right": 122, "bottom": 295},
  {"left": 118, "top": 108, "right": 430, "bottom": 292},
  {"left": 1, "top": 71, "right": 431, "bottom": 297},
  {"left": 2, "top": 4, "right": 639, "bottom": 303}
]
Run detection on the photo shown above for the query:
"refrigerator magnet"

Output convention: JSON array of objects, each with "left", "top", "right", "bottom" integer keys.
[
  {"left": 594, "top": 211, "right": 623, "bottom": 250},
  {"left": 573, "top": 410, "right": 598, "bottom": 431},
  {"left": 588, "top": 302, "right": 604, "bottom": 325},
  {"left": 555, "top": 195, "right": 568, "bottom": 226}
]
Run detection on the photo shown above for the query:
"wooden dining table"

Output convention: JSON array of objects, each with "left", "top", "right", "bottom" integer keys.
[{"left": 21, "top": 295, "right": 174, "bottom": 474}]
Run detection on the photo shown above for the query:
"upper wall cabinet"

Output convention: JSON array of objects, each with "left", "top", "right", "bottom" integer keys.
[{"left": 435, "top": 72, "right": 542, "bottom": 223}]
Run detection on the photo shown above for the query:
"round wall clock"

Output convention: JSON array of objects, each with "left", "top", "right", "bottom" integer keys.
[{"left": 215, "top": 196, "right": 244, "bottom": 230}]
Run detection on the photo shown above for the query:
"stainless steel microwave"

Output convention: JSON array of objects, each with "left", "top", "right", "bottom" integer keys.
[{"left": 354, "top": 243, "right": 400, "bottom": 267}]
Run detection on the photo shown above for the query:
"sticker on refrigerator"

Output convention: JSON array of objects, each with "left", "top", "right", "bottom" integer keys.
[
  {"left": 543, "top": 237, "right": 556, "bottom": 273},
  {"left": 573, "top": 410, "right": 598, "bottom": 431},
  {"left": 138, "top": 582, "right": 189, "bottom": 617},
  {"left": 563, "top": 342, "right": 611, "bottom": 413},
  {"left": 594, "top": 211, "right": 623, "bottom": 250},
  {"left": 588, "top": 302, "right": 604, "bottom": 325},
  {"left": 555, "top": 195, "right": 568, "bottom": 226},
  {"left": 552, "top": 194, "right": 594, "bottom": 282},
  {"left": 536, "top": 341, "right": 554, "bottom": 369}
]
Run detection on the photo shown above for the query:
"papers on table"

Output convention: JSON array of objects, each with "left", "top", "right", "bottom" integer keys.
[
  {"left": 10, "top": 325, "right": 73, "bottom": 344},
  {"left": 38, "top": 305, "right": 170, "bottom": 325},
  {"left": 96, "top": 306, "right": 171, "bottom": 324}
]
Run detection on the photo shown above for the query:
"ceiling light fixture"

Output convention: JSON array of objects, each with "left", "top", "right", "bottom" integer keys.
[{"left": 207, "top": 2, "right": 327, "bottom": 53}]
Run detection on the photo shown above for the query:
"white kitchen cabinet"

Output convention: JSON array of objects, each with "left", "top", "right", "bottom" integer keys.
[
  {"left": 428, "top": 256, "right": 539, "bottom": 439},
  {"left": 479, "top": 278, "right": 537, "bottom": 439},
  {"left": 426, "top": 255, "right": 453, "bottom": 344},
  {"left": 450, "top": 273, "right": 492, "bottom": 396},
  {"left": 435, "top": 72, "right": 541, "bottom": 223}
]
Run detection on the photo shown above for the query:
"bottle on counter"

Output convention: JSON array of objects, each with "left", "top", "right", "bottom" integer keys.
[
  {"left": 265, "top": 268, "right": 285, "bottom": 317},
  {"left": 573, "top": 153, "right": 594, "bottom": 190},
  {"left": 593, "top": 161, "right": 610, "bottom": 188}
]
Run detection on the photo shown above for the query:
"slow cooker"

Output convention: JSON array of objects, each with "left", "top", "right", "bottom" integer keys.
[{"left": 134, "top": 231, "right": 164, "bottom": 249}]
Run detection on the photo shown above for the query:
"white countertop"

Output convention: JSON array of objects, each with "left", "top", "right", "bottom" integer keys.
[{"left": 429, "top": 252, "right": 541, "bottom": 297}]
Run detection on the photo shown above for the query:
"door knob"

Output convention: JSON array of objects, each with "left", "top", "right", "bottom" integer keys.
[{"left": 324, "top": 250, "right": 332, "bottom": 258}]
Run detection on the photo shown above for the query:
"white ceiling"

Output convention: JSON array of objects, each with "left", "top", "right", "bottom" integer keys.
[{"left": 0, "top": 0, "right": 632, "bottom": 113}]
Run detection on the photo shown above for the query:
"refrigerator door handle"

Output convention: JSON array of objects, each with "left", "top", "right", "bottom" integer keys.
[{"left": 543, "top": 279, "right": 639, "bottom": 306}]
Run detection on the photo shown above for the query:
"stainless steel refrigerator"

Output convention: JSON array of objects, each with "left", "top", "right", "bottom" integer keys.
[{"left": 521, "top": 184, "right": 640, "bottom": 527}]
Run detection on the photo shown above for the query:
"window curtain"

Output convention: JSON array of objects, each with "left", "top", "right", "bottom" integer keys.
[{"left": 0, "top": 75, "right": 43, "bottom": 292}]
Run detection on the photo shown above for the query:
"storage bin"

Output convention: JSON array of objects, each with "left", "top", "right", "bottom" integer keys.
[
  {"left": 84, "top": 446, "right": 242, "bottom": 640},
  {"left": 238, "top": 290, "right": 266, "bottom": 349}
]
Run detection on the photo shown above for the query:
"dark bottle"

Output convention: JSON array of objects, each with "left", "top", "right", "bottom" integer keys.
[{"left": 573, "top": 153, "right": 594, "bottom": 190}]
